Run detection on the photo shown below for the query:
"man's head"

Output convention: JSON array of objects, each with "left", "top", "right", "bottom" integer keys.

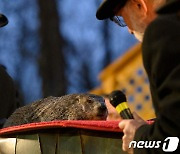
[{"left": 96, "top": 0, "right": 166, "bottom": 42}]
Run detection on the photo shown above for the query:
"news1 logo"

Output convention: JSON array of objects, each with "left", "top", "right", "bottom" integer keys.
[
  {"left": 129, "top": 137, "right": 179, "bottom": 152},
  {"left": 162, "top": 137, "right": 179, "bottom": 152}
]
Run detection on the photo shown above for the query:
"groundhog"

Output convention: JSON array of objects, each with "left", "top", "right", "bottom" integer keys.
[{"left": 3, "top": 93, "right": 108, "bottom": 128}]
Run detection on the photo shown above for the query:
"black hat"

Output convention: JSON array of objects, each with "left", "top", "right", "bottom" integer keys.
[
  {"left": 157, "top": 0, "right": 180, "bottom": 14},
  {"left": 96, "top": 0, "right": 127, "bottom": 20},
  {"left": 0, "top": 14, "right": 8, "bottom": 27}
]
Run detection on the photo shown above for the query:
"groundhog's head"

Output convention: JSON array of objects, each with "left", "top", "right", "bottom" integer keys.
[{"left": 67, "top": 94, "right": 108, "bottom": 120}]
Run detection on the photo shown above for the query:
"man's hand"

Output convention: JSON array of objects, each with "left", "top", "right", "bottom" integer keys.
[
  {"left": 119, "top": 112, "right": 147, "bottom": 154},
  {"left": 104, "top": 98, "right": 122, "bottom": 120}
]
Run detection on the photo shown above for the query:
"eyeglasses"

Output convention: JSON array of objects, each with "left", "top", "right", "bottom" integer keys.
[{"left": 110, "top": 16, "right": 127, "bottom": 27}]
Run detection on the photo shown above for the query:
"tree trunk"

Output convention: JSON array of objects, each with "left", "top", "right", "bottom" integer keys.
[
  {"left": 37, "top": 0, "right": 66, "bottom": 97},
  {"left": 102, "top": 20, "right": 112, "bottom": 68}
]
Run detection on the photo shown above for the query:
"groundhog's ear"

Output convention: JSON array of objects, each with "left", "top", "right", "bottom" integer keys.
[
  {"left": 74, "top": 96, "right": 80, "bottom": 103},
  {"left": 77, "top": 96, "right": 87, "bottom": 104}
]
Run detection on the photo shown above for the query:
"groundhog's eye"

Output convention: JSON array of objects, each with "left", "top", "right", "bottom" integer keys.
[
  {"left": 87, "top": 99, "right": 92, "bottom": 103},
  {"left": 75, "top": 98, "right": 79, "bottom": 103}
]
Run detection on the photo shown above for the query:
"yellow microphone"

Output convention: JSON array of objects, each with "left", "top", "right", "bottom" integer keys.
[{"left": 109, "top": 90, "right": 134, "bottom": 119}]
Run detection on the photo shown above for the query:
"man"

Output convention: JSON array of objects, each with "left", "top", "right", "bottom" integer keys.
[
  {"left": 103, "top": 95, "right": 122, "bottom": 120},
  {"left": 0, "top": 14, "right": 21, "bottom": 128},
  {"left": 96, "top": 0, "right": 180, "bottom": 153}
]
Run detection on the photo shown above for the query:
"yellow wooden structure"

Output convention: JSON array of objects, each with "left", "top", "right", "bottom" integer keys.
[{"left": 91, "top": 43, "right": 155, "bottom": 120}]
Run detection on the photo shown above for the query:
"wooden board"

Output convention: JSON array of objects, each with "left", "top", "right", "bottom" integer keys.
[{"left": 0, "top": 128, "right": 127, "bottom": 154}]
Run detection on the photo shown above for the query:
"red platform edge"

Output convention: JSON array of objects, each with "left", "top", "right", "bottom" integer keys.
[{"left": 0, "top": 120, "right": 154, "bottom": 135}]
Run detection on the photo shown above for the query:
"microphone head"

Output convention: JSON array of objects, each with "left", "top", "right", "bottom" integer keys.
[{"left": 109, "top": 90, "right": 127, "bottom": 107}]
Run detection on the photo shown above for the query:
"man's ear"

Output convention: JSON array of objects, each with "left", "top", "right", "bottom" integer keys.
[{"left": 131, "top": 0, "right": 148, "bottom": 15}]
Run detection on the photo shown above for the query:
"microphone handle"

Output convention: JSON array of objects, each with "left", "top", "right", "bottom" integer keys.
[
  {"left": 116, "top": 102, "right": 134, "bottom": 119},
  {"left": 120, "top": 108, "right": 134, "bottom": 119}
]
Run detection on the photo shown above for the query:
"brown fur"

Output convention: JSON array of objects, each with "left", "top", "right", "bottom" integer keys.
[{"left": 3, "top": 94, "right": 108, "bottom": 128}]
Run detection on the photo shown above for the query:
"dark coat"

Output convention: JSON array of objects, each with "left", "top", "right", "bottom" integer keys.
[
  {"left": 134, "top": 3, "right": 180, "bottom": 154},
  {"left": 157, "top": 0, "right": 180, "bottom": 14},
  {"left": 0, "top": 65, "right": 21, "bottom": 128}
]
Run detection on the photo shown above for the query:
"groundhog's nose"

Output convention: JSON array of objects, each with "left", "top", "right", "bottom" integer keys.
[
  {"left": 98, "top": 103, "right": 107, "bottom": 113},
  {"left": 96, "top": 103, "right": 108, "bottom": 120}
]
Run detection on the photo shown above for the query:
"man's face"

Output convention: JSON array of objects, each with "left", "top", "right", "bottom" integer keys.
[{"left": 116, "top": 0, "right": 149, "bottom": 42}]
